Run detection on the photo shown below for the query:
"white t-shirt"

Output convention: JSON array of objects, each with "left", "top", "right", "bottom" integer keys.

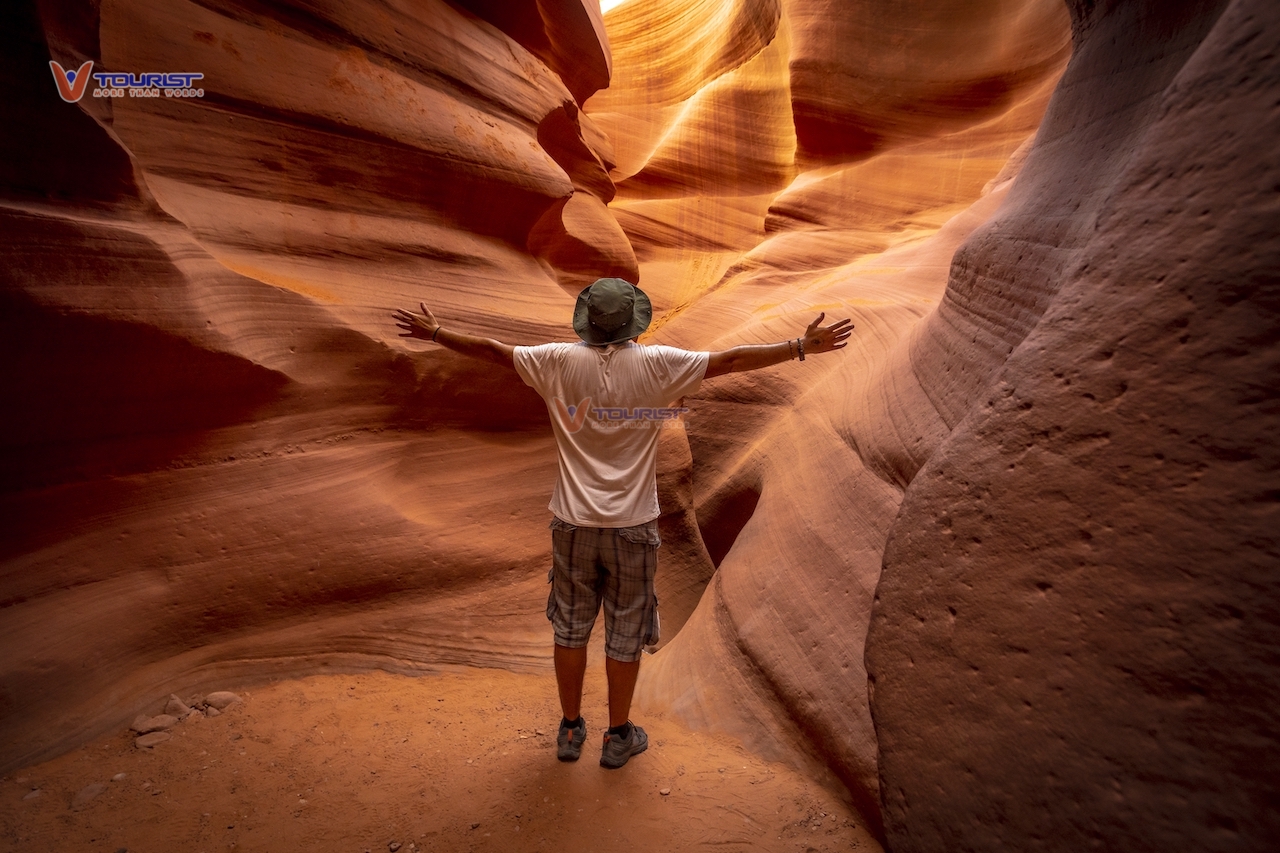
[{"left": 513, "top": 341, "right": 709, "bottom": 527}]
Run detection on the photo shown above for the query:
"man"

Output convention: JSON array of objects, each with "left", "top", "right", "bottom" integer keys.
[{"left": 393, "top": 278, "right": 852, "bottom": 768}]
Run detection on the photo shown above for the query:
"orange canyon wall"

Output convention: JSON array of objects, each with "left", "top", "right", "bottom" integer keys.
[{"left": 2, "top": 0, "right": 1277, "bottom": 849}]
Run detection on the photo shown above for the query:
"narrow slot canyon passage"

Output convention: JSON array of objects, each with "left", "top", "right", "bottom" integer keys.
[{"left": 2, "top": 1, "right": 1277, "bottom": 851}]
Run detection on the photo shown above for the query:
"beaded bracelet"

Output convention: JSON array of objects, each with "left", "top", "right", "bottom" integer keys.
[{"left": 797, "top": 337, "right": 806, "bottom": 361}]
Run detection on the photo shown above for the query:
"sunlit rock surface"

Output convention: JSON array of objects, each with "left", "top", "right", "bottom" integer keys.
[
  {"left": 4, "top": 0, "right": 1277, "bottom": 848},
  {"left": 595, "top": 0, "right": 1071, "bottom": 832}
]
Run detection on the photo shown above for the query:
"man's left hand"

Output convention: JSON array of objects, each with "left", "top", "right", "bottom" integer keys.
[{"left": 802, "top": 313, "right": 854, "bottom": 354}]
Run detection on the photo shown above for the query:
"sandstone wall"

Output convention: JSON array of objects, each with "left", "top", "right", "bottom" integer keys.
[
  {"left": 1, "top": 0, "right": 618, "bottom": 772},
  {"left": 595, "top": 0, "right": 1071, "bottom": 834},
  {"left": 865, "top": 0, "right": 1280, "bottom": 849}
]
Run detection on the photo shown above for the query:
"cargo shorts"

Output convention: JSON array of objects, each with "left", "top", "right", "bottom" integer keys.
[{"left": 546, "top": 516, "right": 661, "bottom": 663}]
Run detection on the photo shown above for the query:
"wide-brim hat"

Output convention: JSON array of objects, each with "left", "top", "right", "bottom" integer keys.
[{"left": 572, "top": 278, "right": 652, "bottom": 345}]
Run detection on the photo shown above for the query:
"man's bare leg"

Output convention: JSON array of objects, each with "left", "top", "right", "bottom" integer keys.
[
  {"left": 605, "top": 655, "right": 641, "bottom": 728},
  {"left": 554, "top": 643, "right": 588, "bottom": 720}
]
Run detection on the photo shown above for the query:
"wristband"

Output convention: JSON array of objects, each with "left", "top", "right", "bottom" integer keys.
[
  {"left": 787, "top": 339, "right": 795, "bottom": 360},
  {"left": 432, "top": 326, "right": 441, "bottom": 343},
  {"left": 797, "top": 337, "right": 805, "bottom": 361}
]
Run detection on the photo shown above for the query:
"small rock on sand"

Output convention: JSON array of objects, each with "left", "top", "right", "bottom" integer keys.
[
  {"left": 72, "top": 782, "right": 106, "bottom": 809},
  {"left": 660, "top": 788, "right": 671, "bottom": 795},
  {"left": 165, "top": 694, "right": 192, "bottom": 716},
  {"left": 135, "top": 731, "right": 171, "bottom": 749},
  {"left": 23, "top": 789, "right": 41, "bottom": 801},
  {"left": 204, "top": 691, "right": 241, "bottom": 710}
]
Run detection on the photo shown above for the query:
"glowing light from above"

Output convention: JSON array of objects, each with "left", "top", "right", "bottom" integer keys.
[{"left": 599, "top": 0, "right": 632, "bottom": 12}]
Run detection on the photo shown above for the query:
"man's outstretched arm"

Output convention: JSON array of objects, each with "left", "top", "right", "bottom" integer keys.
[
  {"left": 393, "top": 302, "right": 515, "bottom": 369},
  {"left": 704, "top": 313, "right": 853, "bottom": 378}
]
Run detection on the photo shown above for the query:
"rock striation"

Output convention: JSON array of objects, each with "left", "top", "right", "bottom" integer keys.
[
  {"left": 1, "top": 0, "right": 614, "bottom": 772},
  {"left": 598, "top": 0, "right": 1071, "bottom": 833}
]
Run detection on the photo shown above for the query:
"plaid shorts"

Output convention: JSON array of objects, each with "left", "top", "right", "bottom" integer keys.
[{"left": 546, "top": 516, "right": 661, "bottom": 663}]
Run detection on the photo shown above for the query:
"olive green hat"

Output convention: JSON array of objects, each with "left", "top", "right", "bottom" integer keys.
[{"left": 572, "top": 278, "right": 652, "bottom": 345}]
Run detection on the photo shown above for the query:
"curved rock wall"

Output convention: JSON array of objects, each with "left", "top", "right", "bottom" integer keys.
[
  {"left": 865, "top": 0, "right": 1280, "bottom": 849},
  {"left": 787, "top": 0, "right": 1069, "bottom": 163},
  {"left": 592, "top": 0, "right": 1072, "bottom": 835},
  {"left": 1, "top": 0, "right": 617, "bottom": 772}
]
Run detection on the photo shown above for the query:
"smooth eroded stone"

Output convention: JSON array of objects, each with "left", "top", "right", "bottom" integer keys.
[
  {"left": 130, "top": 715, "right": 178, "bottom": 735},
  {"left": 134, "top": 732, "right": 172, "bottom": 749},
  {"left": 203, "top": 692, "right": 241, "bottom": 711}
]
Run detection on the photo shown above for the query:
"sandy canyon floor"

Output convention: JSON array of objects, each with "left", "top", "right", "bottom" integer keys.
[{"left": 0, "top": 667, "right": 879, "bottom": 853}]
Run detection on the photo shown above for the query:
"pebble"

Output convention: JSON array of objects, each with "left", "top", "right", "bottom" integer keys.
[
  {"left": 206, "top": 707, "right": 221, "bottom": 717},
  {"left": 389, "top": 843, "right": 402, "bottom": 852},
  {"left": 72, "top": 782, "right": 106, "bottom": 809},
  {"left": 112, "top": 773, "right": 127, "bottom": 782},
  {"left": 660, "top": 788, "right": 671, "bottom": 796},
  {"left": 204, "top": 691, "right": 241, "bottom": 710},
  {"left": 165, "top": 694, "right": 192, "bottom": 717},
  {"left": 22, "top": 789, "right": 41, "bottom": 801},
  {"left": 135, "top": 731, "right": 172, "bottom": 749},
  {"left": 131, "top": 714, "right": 178, "bottom": 735}
]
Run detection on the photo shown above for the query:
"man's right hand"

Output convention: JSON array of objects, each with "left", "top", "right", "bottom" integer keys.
[
  {"left": 393, "top": 301, "right": 516, "bottom": 369},
  {"left": 393, "top": 302, "right": 441, "bottom": 341}
]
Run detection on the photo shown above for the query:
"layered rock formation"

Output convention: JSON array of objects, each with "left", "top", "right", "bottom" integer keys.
[
  {"left": 595, "top": 0, "right": 1072, "bottom": 832},
  {"left": 4, "top": 0, "right": 1277, "bottom": 849},
  {"left": 1, "top": 0, "right": 619, "bottom": 772}
]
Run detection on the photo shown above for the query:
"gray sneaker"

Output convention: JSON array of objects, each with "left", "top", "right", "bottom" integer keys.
[
  {"left": 599, "top": 723, "right": 648, "bottom": 769},
  {"left": 557, "top": 719, "right": 587, "bottom": 761}
]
